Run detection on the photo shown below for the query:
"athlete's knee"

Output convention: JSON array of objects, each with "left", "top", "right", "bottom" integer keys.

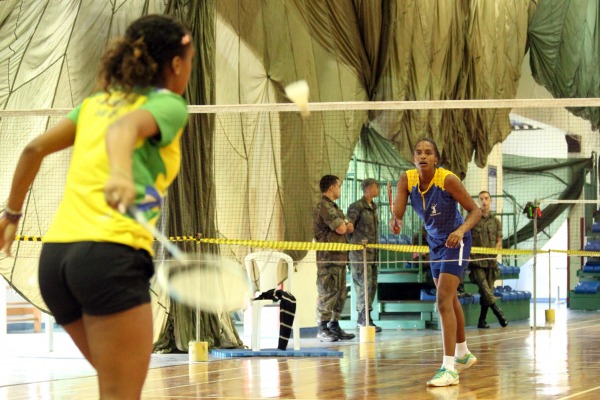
[{"left": 436, "top": 289, "right": 455, "bottom": 312}]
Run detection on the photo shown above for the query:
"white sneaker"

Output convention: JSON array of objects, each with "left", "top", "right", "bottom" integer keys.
[
  {"left": 427, "top": 368, "right": 459, "bottom": 387},
  {"left": 454, "top": 352, "right": 477, "bottom": 372}
]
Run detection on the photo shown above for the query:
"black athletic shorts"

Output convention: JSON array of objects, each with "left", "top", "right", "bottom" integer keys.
[{"left": 39, "top": 242, "right": 154, "bottom": 325}]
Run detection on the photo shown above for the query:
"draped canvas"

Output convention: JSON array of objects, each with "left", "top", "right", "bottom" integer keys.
[{"left": 529, "top": 0, "right": 600, "bottom": 130}]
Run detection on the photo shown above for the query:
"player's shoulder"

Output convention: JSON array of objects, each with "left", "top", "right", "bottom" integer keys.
[
  {"left": 405, "top": 169, "right": 418, "bottom": 187},
  {"left": 438, "top": 167, "right": 459, "bottom": 182},
  {"left": 147, "top": 88, "right": 186, "bottom": 104}
]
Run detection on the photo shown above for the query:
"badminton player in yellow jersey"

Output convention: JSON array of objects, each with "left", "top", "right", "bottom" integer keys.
[
  {"left": 0, "top": 15, "right": 194, "bottom": 399},
  {"left": 390, "top": 139, "right": 481, "bottom": 387}
]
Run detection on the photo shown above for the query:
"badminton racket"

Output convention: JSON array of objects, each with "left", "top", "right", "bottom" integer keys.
[
  {"left": 129, "top": 206, "right": 251, "bottom": 313},
  {"left": 284, "top": 80, "right": 310, "bottom": 118},
  {"left": 388, "top": 181, "right": 400, "bottom": 232}
]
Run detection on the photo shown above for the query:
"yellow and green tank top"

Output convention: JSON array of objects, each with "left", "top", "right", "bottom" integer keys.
[{"left": 43, "top": 88, "right": 188, "bottom": 254}]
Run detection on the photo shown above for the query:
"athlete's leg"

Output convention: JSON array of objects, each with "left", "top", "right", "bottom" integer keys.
[{"left": 83, "top": 304, "right": 153, "bottom": 400}]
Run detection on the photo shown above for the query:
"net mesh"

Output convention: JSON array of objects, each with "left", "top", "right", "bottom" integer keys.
[{"left": 1, "top": 98, "right": 599, "bottom": 326}]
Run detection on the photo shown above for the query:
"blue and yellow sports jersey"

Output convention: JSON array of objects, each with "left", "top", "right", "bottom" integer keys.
[
  {"left": 406, "top": 167, "right": 464, "bottom": 240},
  {"left": 43, "top": 88, "right": 188, "bottom": 255}
]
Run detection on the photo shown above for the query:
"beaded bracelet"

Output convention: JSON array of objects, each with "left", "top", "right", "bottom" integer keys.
[{"left": 2, "top": 207, "right": 22, "bottom": 224}]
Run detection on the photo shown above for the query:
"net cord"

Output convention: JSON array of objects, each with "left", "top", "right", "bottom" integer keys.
[{"left": 2, "top": 97, "right": 600, "bottom": 116}]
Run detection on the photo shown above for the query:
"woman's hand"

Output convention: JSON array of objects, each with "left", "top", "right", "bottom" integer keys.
[
  {"left": 0, "top": 217, "right": 18, "bottom": 257},
  {"left": 104, "top": 172, "right": 136, "bottom": 213},
  {"left": 445, "top": 229, "right": 464, "bottom": 248},
  {"left": 389, "top": 218, "right": 402, "bottom": 234}
]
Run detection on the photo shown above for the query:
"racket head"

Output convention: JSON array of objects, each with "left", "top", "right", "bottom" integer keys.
[{"left": 156, "top": 253, "right": 251, "bottom": 313}]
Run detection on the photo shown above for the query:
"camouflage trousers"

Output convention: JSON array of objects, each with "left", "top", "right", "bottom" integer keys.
[
  {"left": 350, "top": 262, "right": 377, "bottom": 315},
  {"left": 316, "top": 264, "right": 347, "bottom": 322},
  {"left": 469, "top": 266, "right": 500, "bottom": 306}
]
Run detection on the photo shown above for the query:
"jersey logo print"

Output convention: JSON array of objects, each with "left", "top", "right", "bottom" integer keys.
[
  {"left": 137, "top": 186, "right": 162, "bottom": 212},
  {"left": 430, "top": 203, "right": 441, "bottom": 217}
]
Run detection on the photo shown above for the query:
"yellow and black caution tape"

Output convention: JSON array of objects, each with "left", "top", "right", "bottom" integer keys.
[
  {"left": 14, "top": 236, "right": 43, "bottom": 242},
  {"left": 552, "top": 249, "right": 600, "bottom": 257},
  {"left": 199, "top": 238, "right": 362, "bottom": 252},
  {"left": 14, "top": 235, "right": 600, "bottom": 258}
]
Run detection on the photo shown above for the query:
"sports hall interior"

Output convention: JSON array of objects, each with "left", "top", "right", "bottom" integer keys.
[{"left": 2, "top": 2, "right": 600, "bottom": 399}]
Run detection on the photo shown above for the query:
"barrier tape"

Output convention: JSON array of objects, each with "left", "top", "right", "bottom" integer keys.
[{"left": 14, "top": 235, "right": 600, "bottom": 258}]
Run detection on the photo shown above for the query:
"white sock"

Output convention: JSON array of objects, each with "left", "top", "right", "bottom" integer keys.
[
  {"left": 442, "top": 355, "right": 456, "bottom": 372},
  {"left": 455, "top": 341, "right": 469, "bottom": 358}
]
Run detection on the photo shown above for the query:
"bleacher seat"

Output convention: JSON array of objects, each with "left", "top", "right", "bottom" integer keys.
[
  {"left": 592, "top": 221, "right": 600, "bottom": 233},
  {"left": 420, "top": 288, "right": 436, "bottom": 301},
  {"left": 584, "top": 241, "right": 600, "bottom": 251},
  {"left": 494, "top": 286, "right": 512, "bottom": 301},
  {"left": 574, "top": 281, "right": 600, "bottom": 294},
  {"left": 398, "top": 234, "right": 412, "bottom": 245},
  {"left": 583, "top": 264, "right": 600, "bottom": 273}
]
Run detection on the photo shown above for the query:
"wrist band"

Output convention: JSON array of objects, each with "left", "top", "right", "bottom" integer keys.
[{"left": 3, "top": 207, "right": 22, "bottom": 223}]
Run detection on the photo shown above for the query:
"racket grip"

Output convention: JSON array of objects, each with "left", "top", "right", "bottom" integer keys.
[{"left": 458, "top": 240, "right": 464, "bottom": 266}]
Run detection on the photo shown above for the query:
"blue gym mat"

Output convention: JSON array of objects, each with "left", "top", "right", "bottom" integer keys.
[{"left": 210, "top": 348, "right": 343, "bottom": 358}]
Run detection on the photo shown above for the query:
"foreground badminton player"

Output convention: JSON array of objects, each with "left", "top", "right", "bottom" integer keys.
[
  {"left": 0, "top": 15, "right": 194, "bottom": 399},
  {"left": 389, "top": 138, "right": 481, "bottom": 387}
]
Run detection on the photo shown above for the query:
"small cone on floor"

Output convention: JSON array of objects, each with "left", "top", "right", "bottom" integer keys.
[{"left": 360, "top": 326, "right": 376, "bottom": 343}]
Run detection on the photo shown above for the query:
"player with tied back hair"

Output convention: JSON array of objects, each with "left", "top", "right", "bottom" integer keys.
[
  {"left": 390, "top": 138, "right": 482, "bottom": 387},
  {"left": 0, "top": 14, "right": 194, "bottom": 399}
]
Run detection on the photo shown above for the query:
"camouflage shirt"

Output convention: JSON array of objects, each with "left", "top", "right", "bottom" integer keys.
[
  {"left": 346, "top": 196, "right": 379, "bottom": 262},
  {"left": 313, "top": 195, "right": 349, "bottom": 265},
  {"left": 471, "top": 213, "right": 502, "bottom": 269}
]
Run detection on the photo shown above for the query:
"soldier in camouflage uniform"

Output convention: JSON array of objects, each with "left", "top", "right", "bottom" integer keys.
[
  {"left": 313, "top": 175, "right": 356, "bottom": 341},
  {"left": 469, "top": 190, "right": 508, "bottom": 328},
  {"left": 347, "top": 178, "right": 382, "bottom": 332}
]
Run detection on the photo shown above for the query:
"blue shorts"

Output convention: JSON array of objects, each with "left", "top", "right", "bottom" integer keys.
[
  {"left": 427, "top": 233, "right": 472, "bottom": 279},
  {"left": 39, "top": 242, "right": 154, "bottom": 325}
]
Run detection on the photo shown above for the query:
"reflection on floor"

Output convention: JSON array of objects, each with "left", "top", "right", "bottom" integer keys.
[{"left": 1, "top": 302, "right": 600, "bottom": 399}]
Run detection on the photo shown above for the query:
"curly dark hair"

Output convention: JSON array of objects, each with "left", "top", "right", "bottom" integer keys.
[{"left": 98, "top": 14, "right": 190, "bottom": 93}]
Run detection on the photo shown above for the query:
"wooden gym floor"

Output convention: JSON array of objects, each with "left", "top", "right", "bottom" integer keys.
[{"left": 1, "top": 302, "right": 599, "bottom": 399}]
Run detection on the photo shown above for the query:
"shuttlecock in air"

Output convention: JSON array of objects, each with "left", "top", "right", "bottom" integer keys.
[{"left": 284, "top": 80, "right": 310, "bottom": 117}]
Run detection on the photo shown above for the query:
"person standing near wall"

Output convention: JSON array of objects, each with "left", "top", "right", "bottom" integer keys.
[
  {"left": 313, "top": 175, "right": 356, "bottom": 342},
  {"left": 469, "top": 190, "right": 508, "bottom": 328},
  {"left": 347, "top": 178, "right": 382, "bottom": 332}
]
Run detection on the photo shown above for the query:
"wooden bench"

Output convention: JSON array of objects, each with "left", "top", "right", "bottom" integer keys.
[{"left": 6, "top": 302, "right": 42, "bottom": 332}]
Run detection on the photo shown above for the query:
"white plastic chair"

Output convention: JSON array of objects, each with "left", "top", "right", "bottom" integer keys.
[{"left": 244, "top": 251, "right": 300, "bottom": 351}]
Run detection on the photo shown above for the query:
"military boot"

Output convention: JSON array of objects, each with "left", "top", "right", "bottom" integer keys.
[
  {"left": 478, "top": 305, "right": 490, "bottom": 329},
  {"left": 316, "top": 321, "right": 338, "bottom": 342},
  {"left": 357, "top": 311, "right": 382, "bottom": 333},
  {"left": 328, "top": 320, "right": 356, "bottom": 340},
  {"left": 490, "top": 303, "right": 508, "bottom": 327}
]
